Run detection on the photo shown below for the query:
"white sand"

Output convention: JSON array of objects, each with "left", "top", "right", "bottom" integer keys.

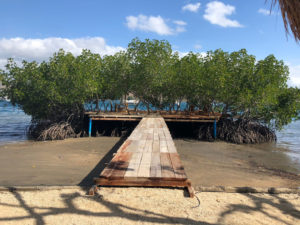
[{"left": 0, "top": 187, "right": 299, "bottom": 225}]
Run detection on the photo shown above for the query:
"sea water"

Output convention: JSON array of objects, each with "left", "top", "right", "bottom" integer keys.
[
  {"left": 0, "top": 100, "right": 31, "bottom": 145},
  {"left": 276, "top": 120, "right": 300, "bottom": 162},
  {"left": 1, "top": 100, "right": 300, "bottom": 162}
]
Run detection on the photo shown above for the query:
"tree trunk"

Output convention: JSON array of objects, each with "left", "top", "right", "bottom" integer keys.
[
  {"left": 104, "top": 101, "right": 108, "bottom": 112},
  {"left": 96, "top": 96, "right": 99, "bottom": 112},
  {"left": 134, "top": 100, "right": 141, "bottom": 112},
  {"left": 110, "top": 100, "right": 113, "bottom": 112},
  {"left": 175, "top": 101, "right": 182, "bottom": 114}
]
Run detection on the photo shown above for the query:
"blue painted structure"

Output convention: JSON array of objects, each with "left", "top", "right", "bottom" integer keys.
[
  {"left": 89, "top": 118, "right": 92, "bottom": 137},
  {"left": 213, "top": 119, "right": 217, "bottom": 139}
]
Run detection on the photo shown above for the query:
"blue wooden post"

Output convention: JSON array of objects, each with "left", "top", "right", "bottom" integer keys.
[
  {"left": 89, "top": 118, "right": 92, "bottom": 137},
  {"left": 213, "top": 119, "right": 217, "bottom": 139}
]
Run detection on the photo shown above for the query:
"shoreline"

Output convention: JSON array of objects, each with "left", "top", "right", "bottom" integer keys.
[
  {"left": 0, "top": 137, "right": 299, "bottom": 188},
  {"left": 0, "top": 137, "right": 299, "bottom": 224},
  {"left": 0, "top": 185, "right": 300, "bottom": 194}
]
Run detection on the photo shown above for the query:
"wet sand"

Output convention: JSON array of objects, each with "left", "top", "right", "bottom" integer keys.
[
  {"left": 0, "top": 137, "right": 122, "bottom": 186},
  {"left": 0, "top": 137, "right": 299, "bottom": 188},
  {"left": 176, "top": 139, "right": 300, "bottom": 188}
]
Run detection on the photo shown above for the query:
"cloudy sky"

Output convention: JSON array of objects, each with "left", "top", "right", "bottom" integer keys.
[{"left": 1, "top": 0, "right": 299, "bottom": 86}]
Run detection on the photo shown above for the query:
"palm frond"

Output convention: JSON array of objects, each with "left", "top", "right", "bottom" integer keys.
[{"left": 269, "top": 0, "right": 300, "bottom": 42}]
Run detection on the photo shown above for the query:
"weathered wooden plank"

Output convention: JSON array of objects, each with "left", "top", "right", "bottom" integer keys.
[
  {"left": 110, "top": 152, "right": 133, "bottom": 178},
  {"left": 153, "top": 130, "right": 159, "bottom": 141},
  {"left": 160, "top": 140, "right": 168, "bottom": 153},
  {"left": 123, "top": 140, "right": 139, "bottom": 152},
  {"left": 169, "top": 153, "right": 187, "bottom": 179},
  {"left": 160, "top": 153, "right": 175, "bottom": 178},
  {"left": 129, "top": 130, "right": 140, "bottom": 140},
  {"left": 100, "top": 152, "right": 124, "bottom": 178},
  {"left": 150, "top": 152, "right": 162, "bottom": 178},
  {"left": 145, "top": 139, "right": 153, "bottom": 153},
  {"left": 152, "top": 140, "right": 160, "bottom": 153},
  {"left": 124, "top": 152, "right": 143, "bottom": 177},
  {"left": 166, "top": 140, "right": 177, "bottom": 153},
  {"left": 158, "top": 127, "right": 165, "bottom": 137},
  {"left": 117, "top": 140, "right": 132, "bottom": 153},
  {"left": 138, "top": 138, "right": 146, "bottom": 153},
  {"left": 141, "top": 132, "right": 148, "bottom": 141},
  {"left": 137, "top": 152, "right": 152, "bottom": 177},
  {"left": 163, "top": 128, "right": 173, "bottom": 141},
  {"left": 146, "top": 131, "right": 153, "bottom": 140},
  {"left": 95, "top": 178, "right": 189, "bottom": 187},
  {"left": 91, "top": 118, "right": 141, "bottom": 121}
]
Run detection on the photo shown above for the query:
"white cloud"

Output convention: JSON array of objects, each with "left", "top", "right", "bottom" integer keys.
[
  {"left": 203, "top": 1, "right": 243, "bottom": 28},
  {"left": 126, "top": 15, "right": 186, "bottom": 35},
  {"left": 194, "top": 44, "right": 202, "bottom": 50},
  {"left": 173, "top": 20, "right": 187, "bottom": 26},
  {"left": 0, "top": 59, "right": 7, "bottom": 69},
  {"left": 175, "top": 26, "right": 186, "bottom": 33},
  {"left": 173, "top": 20, "right": 187, "bottom": 33},
  {"left": 0, "top": 37, "right": 124, "bottom": 69},
  {"left": 258, "top": 8, "right": 271, "bottom": 16},
  {"left": 175, "top": 51, "right": 207, "bottom": 58},
  {"left": 182, "top": 3, "right": 201, "bottom": 12},
  {"left": 175, "top": 51, "right": 189, "bottom": 58},
  {"left": 288, "top": 64, "right": 300, "bottom": 87},
  {"left": 258, "top": 8, "right": 278, "bottom": 16}
]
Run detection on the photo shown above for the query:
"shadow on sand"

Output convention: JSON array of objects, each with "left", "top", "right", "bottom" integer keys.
[
  {"left": 0, "top": 190, "right": 209, "bottom": 225},
  {"left": 0, "top": 189, "right": 299, "bottom": 224},
  {"left": 78, "top": 135, "right": 127, "bottom": 186},
  {"left": 217, "top": 193, "right": 300, "bottom": 225}
]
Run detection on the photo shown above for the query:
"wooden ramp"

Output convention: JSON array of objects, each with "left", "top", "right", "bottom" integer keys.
[{"left": 92, "top": 117, "right": 194, "bottom": 197}]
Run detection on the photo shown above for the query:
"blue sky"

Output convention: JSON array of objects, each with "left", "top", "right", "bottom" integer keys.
[{"left": 0, "top": 0, "right": 299, "bottom": 86}]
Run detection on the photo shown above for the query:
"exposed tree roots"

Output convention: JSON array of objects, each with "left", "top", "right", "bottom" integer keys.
[
  {"left": 27, "top": 117, "right": 276, "bottom": 144},
  {"left": 198, "top": 119, "right": 277, "bottom": 144},
  {"left": 28, "top": 118, "right": 85, "bottom": 141},
  {"left": 93, "top": 121, "right": 137, "bottom": 138},
  {"left": 167, "top": 119, "right": 276, "bottom": 144},
  {"left": 37, "top": 122, "right": 77, "bottom": 141}
]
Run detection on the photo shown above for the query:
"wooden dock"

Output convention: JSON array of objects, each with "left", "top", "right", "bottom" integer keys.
[
  {"left": 87, "top": 112, "right": 220, "bottom": 138},
  {"left": 92, "top": 117, "right": 194, "bottom": 197}
]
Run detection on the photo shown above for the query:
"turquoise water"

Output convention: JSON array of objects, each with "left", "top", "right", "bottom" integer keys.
[
  {"left": 84, "top": 100, "right": 188, "bottom": 111},
  {"left": 1, "top": 100, "right": 300, "bottom": 162},
  {"left": 0, "top": 100, "right": 31, "bottom": 144}
]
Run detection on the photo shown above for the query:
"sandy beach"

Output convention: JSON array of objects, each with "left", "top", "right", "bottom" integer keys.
[
  {"left": 0, "top": 137, "right": 299, "bottom": 188},
  {"left": 0, "top": 137, "right": 300, "bottom": 224},
  {"left": 0, "top": 187, "right": 299, "bottom": 225}
]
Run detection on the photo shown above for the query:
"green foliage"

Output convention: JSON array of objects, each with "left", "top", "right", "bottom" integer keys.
[
  {"left": 127, "top": 38, "right": 173, "bottom": 109},
  {"left": 1, "top": 50, "right": 87, "bottom": 121},
  {"left": 271, "top": 87, "right": 300, "bottom": 129},
  {"left": 1, "top": 39, "right": 299, "bottom": 130}
]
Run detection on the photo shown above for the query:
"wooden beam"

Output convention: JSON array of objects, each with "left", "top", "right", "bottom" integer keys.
[
  {"left": 164, "top": 119, "right": 216, "bottom": 122},
  {"left": 91, "top": 118, "right": 142, "bottom": 121}
]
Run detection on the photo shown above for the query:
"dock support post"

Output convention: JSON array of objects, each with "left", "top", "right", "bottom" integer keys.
[
  {"left": 89, "top": 118, "right": 92, "bottom": 137},
  {"left": 213, "top": 119, "right": 217, "bottom": 139}
]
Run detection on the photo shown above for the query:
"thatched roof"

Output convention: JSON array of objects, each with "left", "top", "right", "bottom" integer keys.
[{"left": 270, "top": 0, "right": 300, "bottom": 42}]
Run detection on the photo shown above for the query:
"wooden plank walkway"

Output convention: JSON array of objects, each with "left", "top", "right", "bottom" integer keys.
[{"left": 92, "top": 117, "right": 194, "bottom": 197}]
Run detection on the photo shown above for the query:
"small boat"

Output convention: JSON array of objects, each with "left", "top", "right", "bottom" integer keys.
[{"left": 126, "top": 99, "right": 139, "bottom": 105}]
